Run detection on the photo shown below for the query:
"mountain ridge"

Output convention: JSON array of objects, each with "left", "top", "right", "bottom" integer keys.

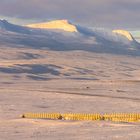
[
  {"left": 0, "top": 19, "right": 136, "bottom": 42},
  {"left": 25, "top": 19, "right": 135, "bottom": 42}
]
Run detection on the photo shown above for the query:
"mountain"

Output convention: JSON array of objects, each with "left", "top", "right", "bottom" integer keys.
[
  {"left": 0, "top": 19, "right": 140, "bottom": 55},
  {"left": 25, "top": 19, "right": 135, "bottom": 42}
]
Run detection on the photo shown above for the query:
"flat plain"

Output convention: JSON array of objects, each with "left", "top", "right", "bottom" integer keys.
[{"left": 0, "top": 45, "right": 140, "bottom": 140}]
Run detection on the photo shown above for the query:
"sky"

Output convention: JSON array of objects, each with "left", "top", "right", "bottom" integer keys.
[{"left": 0, "top": 0, "right": 140, "bottom": 29}]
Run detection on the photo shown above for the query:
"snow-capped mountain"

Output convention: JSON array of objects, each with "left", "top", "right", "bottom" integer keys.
[
  {"left": 25, "top": 20, "right": 135, "bottom": 42},
  {"left": 0, "top": 19, "right": 139, "bottom": 55}
]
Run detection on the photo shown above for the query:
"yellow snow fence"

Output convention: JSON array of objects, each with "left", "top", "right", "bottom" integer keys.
[{"left": 21, "top": 113, "right": 140, "bottom": 123}]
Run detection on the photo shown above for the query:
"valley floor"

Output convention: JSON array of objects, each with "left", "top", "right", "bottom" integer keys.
[{"left": 0, "top": 46, "right": 140, "bottom": 140}]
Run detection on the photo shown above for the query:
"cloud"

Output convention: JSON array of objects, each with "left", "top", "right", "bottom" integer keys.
[{"left": 0, "top": 0, "right": 140, "bottom": 28}]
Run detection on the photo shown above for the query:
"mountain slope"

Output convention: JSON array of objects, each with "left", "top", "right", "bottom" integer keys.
[
  {"left": 0, "top": 19, "right": 30, "bottom": 34},
  {"left": 130, "top": 30, "right": 140, "bottom": 42}
]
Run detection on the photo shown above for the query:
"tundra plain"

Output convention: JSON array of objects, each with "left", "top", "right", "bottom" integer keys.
[{"left": 0, "top": 45, "right": 140, "bottom": 140}]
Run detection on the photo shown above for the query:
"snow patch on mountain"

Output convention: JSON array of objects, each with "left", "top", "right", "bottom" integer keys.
[
  {"left": 112, "top": 30, "right": 134, "bottom": 41},
  {"left": 26, "top": 20, "right": 77, "bottom": 32}
]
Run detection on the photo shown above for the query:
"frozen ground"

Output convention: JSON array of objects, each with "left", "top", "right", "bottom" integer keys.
[{"left": 0, "top": 46, "right": 140, "bottom": 140}]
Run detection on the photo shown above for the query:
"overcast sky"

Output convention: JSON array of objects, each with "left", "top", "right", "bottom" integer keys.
[{"left": 0, "top": 0, "right": 140, "bottom": 29}]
